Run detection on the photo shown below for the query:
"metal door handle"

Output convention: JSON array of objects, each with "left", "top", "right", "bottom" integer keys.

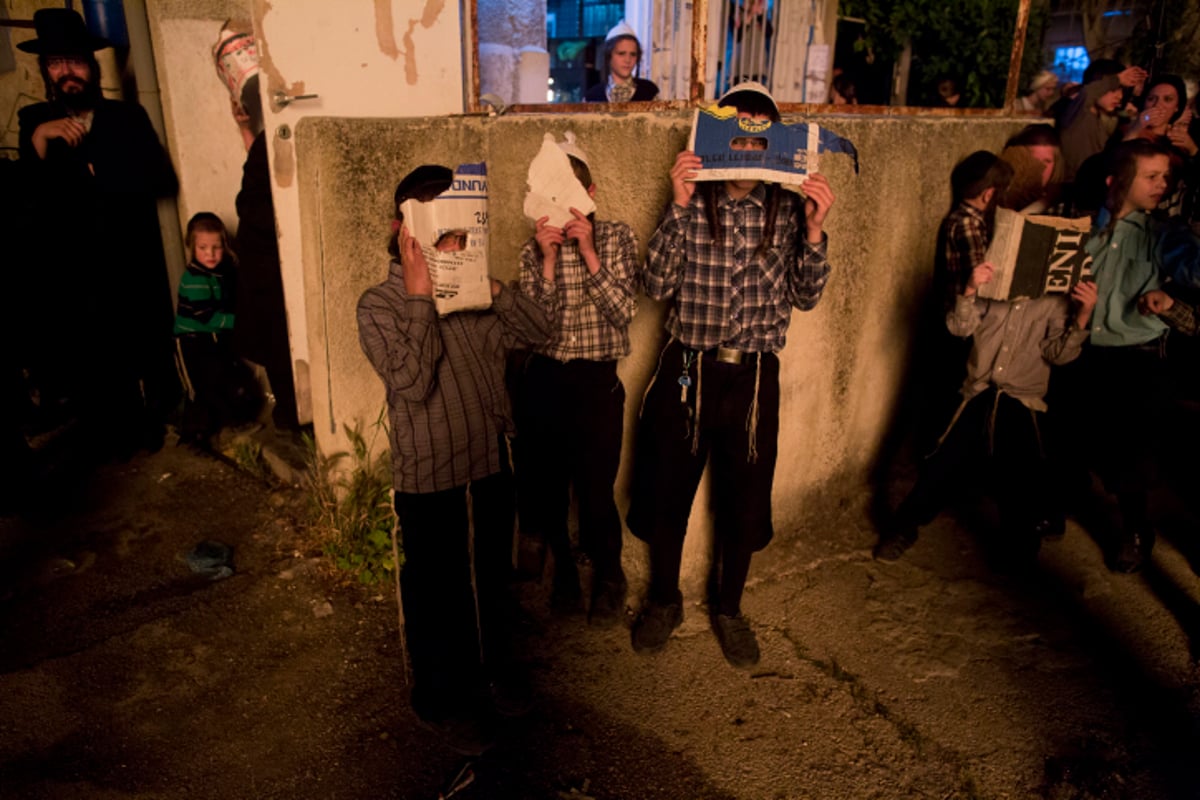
[{"left": 274, "top": 91, "right": 319, "bottom": 108}]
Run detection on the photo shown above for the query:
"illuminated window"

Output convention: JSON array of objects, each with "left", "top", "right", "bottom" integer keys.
[
  {"left": 547, "top": 0, "right": 625, "bottom": 103},
  {"left": 1053, "top": 46, "right": 1089, "bottom": 85}
]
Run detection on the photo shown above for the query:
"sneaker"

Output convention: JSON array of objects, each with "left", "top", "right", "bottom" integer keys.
[
  {"left": 631, "top": 600, "right": 683, "bottom": 653},
  {"left": 712, "top": 613, "right": 760, "bottom": 668},
  {"left": 588, "top": 577, "right": 628, "bottom": 628},
  {"left": 416, "top": 711, "right": 495, "bottom": 756},
  {"left": 873, "top": 524, "right": 918, "bottom": 561}
]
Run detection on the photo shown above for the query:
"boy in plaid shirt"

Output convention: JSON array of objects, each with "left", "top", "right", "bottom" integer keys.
[
  {"left": 513, "top": 133, "right": 641, "bottom": 626},
  {"left": 626, "top": 82, "right": 836, "bottom": 667}
]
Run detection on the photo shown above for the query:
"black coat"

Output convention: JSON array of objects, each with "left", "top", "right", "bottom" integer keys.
[{"left": 17, "top": 99, "right": 179, "bottom": 417}]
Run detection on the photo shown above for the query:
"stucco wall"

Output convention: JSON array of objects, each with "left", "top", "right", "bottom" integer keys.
[
  {"left": 294, "top": 111, "right": 1027, "bottom": 598},
  {"left": 145, "top": 0, "right": 249, "bottom": 244}
]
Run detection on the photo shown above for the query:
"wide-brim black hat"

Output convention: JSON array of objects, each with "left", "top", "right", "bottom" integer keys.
[{"left": 17, "top": 8, "right": 110, "bottom": 55}]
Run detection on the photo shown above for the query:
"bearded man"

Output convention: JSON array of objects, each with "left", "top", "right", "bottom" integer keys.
[{"left": 18, "top": 8, "right": 179, "bottom": 459}]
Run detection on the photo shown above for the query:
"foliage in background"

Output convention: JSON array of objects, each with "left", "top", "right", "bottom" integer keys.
[
  {"left": 1123, "top": 0, "right": 1200, "bottom": 79},
  {"left": 841, "top": 0, "right": 1050, "bottom": 107},
  {"left": 305, "top": 417, "right": 399, "bottom": 586}
]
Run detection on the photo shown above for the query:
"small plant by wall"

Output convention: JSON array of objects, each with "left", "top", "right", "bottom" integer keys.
[{"left": 305, "top": 417, "right": 399, "bottom": 585}]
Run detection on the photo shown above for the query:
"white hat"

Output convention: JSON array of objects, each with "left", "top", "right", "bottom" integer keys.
[
  {"left": 718, "top": 80, "right": 780, "bottom": 118},
  {"left": 556, "top": 131, "right": 590, "bottom": 168},
  {"left": 605, "top": 20, "right": 637, "bottom": 42}
]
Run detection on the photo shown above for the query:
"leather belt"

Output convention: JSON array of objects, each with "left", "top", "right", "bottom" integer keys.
[{"left": 703, "top": 346, "right": 754, "bottom": 365}]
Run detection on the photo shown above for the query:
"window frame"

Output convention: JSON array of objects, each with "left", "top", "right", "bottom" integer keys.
[{"left": 464, "top": 0, "right": 1034, "bottom": 116}]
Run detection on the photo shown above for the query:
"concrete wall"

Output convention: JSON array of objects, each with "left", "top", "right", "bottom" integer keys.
[
  {"left": 295, "top": 111, "right": 1027, "bottom": 597},
  {"left": 478, "top": 0, "right": 546, "bottom": 105}
]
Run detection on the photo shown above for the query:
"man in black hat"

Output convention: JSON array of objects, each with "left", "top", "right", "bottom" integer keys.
[{"left": 17, "top": 8, "right": 179, "bottom": 458}]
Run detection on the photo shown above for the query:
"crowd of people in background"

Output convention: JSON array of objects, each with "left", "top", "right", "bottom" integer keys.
[{"left": 878, "top": 57, "right": 1200, "bottom": 578}]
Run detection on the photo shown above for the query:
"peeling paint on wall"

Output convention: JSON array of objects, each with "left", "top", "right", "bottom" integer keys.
[
  {"left": 373, "top": 0, "right": 400, "bottom": 60},
  {"left": 253, "top": 0, "right": 306, "bottom": 111},
  {"left": 402, "top": 0, "right": 445, "bottom": 85},
  {"left": 273, "top": 131, "right": 295, "bottom": 189}
]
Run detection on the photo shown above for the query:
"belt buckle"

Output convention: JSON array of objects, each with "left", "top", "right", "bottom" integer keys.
[{"left": 715, "top": 346, "right": 742, "bottom": 365}]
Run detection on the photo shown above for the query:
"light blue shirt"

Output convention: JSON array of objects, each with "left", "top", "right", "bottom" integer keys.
[{"left": 1086, "top": 210, "right": 1167, "bottom": 347}]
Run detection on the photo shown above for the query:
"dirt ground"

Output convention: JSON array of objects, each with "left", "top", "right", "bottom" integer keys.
[{"left": 1, "top": 434, "right": 1199, "bottom": 800}]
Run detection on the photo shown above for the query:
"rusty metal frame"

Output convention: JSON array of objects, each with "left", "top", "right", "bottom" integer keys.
[
  {"left": 463, "top": 0, "right": 481, "bottom": 113},
  {"left": 464, "top": 0, "right": 1034, "bottom": 117}
]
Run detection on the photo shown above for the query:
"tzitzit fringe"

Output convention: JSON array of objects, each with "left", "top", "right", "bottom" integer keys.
[{"left": 745, "top": 353, "right": 762, "bottom": 463}]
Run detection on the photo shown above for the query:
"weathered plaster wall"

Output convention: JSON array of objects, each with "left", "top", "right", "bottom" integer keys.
[
  {"left": 249, "top": 0, "right": 466, "bottom": 424},
  {"left": 145, "top": 1, "right": 249, "bottom": 244},
  {"left": 296, "top": 111, "right": 1027, "bottom": 597}
]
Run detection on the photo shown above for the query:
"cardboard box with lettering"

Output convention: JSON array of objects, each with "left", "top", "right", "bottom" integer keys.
[
  {"left": 399, "top": 162, "right": 493, "bottom": 315},
  {"left": 686, "top": 104, "right": 859, "bottom": 194},
  {"left": 980, "top": 210, "right": 1093, "bottom": 300}
]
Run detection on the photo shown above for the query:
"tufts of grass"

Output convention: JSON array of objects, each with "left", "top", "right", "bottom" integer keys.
[{"left": 305, "top": 416, "right": 399, "bottom": 586}]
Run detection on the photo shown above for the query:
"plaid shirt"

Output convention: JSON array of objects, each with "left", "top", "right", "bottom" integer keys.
[
  {"left": 519, "top": 219, "right": 640, "bottom": 361},
  {"left": 643, "top": 184, "right": 830, "bottom": 353},
  {"left": 1159, "top": 299, "right": 1198, "bottom": 336},
  {"left": 936, "top": 202, "right": 989, "bottom": 312},
  {"left": 357, "top": 260, "right": 555, "bottom": 494}
]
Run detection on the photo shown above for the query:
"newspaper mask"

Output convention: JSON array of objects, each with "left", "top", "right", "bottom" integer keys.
[{"left": 399, "top": 162, "right": 493, "bottom": 316}]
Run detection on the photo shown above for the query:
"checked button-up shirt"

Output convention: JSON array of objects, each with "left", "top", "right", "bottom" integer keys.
[
  {"left": 519, "top": 219, "right": 641, "bottom": 362},
  {"left": 643, "top": 182, "right": 830, "bottom": 353}
]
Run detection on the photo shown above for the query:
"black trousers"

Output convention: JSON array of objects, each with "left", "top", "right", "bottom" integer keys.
[
  {"left": 1055, "top": 341, "right": 1171, "bottom": 530},
  {"left": 512, "top": 354, "right": 626, "bottom": 583},
  {"left": 898, "top": 387, "right": 1052, "bottom": 537},
  {"left": 393, "top": 463, "right": 515, "bottom": 721},
  {"left": 176, "top": 333, "right": 260, "bottom": 440},
  {"left": 627, "top": 339, "right": 780, "bottom": 616}
]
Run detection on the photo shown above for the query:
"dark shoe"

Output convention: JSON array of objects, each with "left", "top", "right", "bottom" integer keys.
[
  {"left": 873, "top": 523, "right": 918, "bottom": 561},
  {"left": 1034, "top": 515, "right": 1066, "bottom": 542},
  {"left": 712, "top": 613, "right": 760, "bottom": 668},
  {"left": 416, "top": 711, "right": 495, "bottom": 756},
  {"left": 1110, "top": 528, "right": 1155, "bottom": 574},
  {"left": 631, "top": 600, "right": 683, "bottom": 653},
  {"left": 588, "top": 577, "right": 628, "bottom": 628}
]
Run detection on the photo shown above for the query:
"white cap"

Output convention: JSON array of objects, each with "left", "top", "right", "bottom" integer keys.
[
  {"left": 605, "top": 20, "right": 637, "bottom": 42},
  {"left": 556, "top": 131, "right": 590, "bottom": 168},
  {"left": 718, "top": 81, "right": 780, "bottom": 117}
]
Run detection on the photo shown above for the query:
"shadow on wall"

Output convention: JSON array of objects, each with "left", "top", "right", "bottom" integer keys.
[{"left": 293, "top": 111, "right": 1028, "bottom": 543}]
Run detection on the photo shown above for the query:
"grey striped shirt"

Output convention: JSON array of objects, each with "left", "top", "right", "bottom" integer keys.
[{"left": 357, "top": 259, "right": 556, "bottom": 494}]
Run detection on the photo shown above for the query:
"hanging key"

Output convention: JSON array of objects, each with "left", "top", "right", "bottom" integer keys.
[{"left": 678, "top": 373, "right": 692, "bottom": 404}]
